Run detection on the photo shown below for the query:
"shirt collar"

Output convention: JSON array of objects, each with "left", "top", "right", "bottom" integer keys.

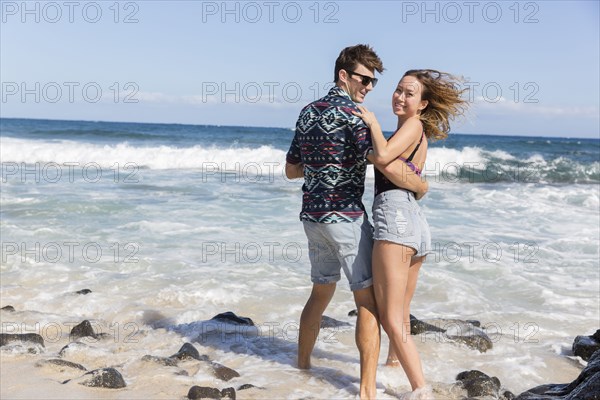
[{"left": 328, "top": 86, "right": 353, "bottom": 102}]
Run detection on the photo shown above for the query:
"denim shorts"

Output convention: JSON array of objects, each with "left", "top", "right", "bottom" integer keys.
[
  {"left": 372, "top": 190, "right": 432, "bottom": 257},
  {"left": 302, "top": 216, "right": 374, "bottom": 291}
]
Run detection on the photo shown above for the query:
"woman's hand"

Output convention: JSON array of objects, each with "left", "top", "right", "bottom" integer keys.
[{"left": 353, "top": 106, "right": 379, "bottom": 128}]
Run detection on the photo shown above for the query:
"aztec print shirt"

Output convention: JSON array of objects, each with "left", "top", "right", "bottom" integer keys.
[{"left": 286, "top": 86, "right": 372, "bottom": 223}]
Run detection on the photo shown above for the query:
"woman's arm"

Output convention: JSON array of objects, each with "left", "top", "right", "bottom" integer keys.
[
  {"left": 380, "top": 159, "right": 428, "bottom": 200},
  {"left": 354, "top": 106, "right": 421, "bottom": 165},
  {"left": 367, "top": 153, "right": 428, "bottom": 198}
]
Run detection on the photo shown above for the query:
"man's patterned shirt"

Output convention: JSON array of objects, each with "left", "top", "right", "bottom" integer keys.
[{"left": 286, "top": 86, "right": 372, "bottom": 223}]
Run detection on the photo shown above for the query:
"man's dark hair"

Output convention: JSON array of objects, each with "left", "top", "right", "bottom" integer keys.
[{"left": 334, "top": 44, "right": 384, "bottom": 83}]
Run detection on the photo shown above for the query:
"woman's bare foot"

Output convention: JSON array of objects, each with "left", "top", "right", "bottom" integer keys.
[
  {"left": 385, "top": 357, "right": 401, "bottom": 367},
  {"left": 399, "top": 385, "right": 433, "bottom": 400}
]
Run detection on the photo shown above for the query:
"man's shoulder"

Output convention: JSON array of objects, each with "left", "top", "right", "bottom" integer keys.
[
  {"left": 299, "top": 88, "right": 357, "bottom": 111},
  {"left": 295, "top": 88, "right": 366, "bottom": 136},
  {"left": 299, "top": 96, "right": 360, "bottom": 122}
]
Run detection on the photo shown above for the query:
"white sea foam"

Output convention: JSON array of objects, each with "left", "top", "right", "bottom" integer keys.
[
  {"left": 525, "top": 153, "right": 546, "bottom": 164},
  {"left": 425, "top": 146, "right": 487, "bottom": 173},
  {"left": 0, "top": 137, "right": 287, "bottom": 172},
  {"left": 3, "top": 137, "right": 597, "bottom": 185},
  {"left": 486, "top": 149, "right": 516, "bottom": 160}
]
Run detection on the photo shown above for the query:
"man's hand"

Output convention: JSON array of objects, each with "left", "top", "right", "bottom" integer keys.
[{"left": 285, "top": 162, "right": 304, "bottom": 179}]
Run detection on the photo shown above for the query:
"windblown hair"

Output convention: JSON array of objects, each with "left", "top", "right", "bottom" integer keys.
[
  {"left": 334, "top": 44, "right": 384, "bottom": 83},
  {"left": 404, "top": 69, "right": 469, "bottom": 141}
]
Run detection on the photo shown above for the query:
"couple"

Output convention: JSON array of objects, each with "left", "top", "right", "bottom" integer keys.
[{"left": 285, "top": 44, "right": 467, "bottom": 399}]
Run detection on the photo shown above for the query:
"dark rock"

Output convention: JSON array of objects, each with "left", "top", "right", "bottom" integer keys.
[
  {"left": 516, "top": 348, "right": 600, "bottom": 399},
  {"left": 187, "top": 385, "right": 222, "bottom": 399},
  {"left": 564, "top": 372, "right": 600, "bottom": 399},
  {"left": 456, "top": 370, "right": 491, "bottom": 381},
  {"left": 573, "top": 330, "right": 600, "bottom": 361},
  {"left": 348, "top": 309, "right": 358, "bottom": 317},
  {"left": 410, "top": 317, "right": 494, "bottom": 353},
  {"left": 70, "top": 320, "right": 96, "bottom": 341},
  {"left": 78, "top": 368, "right": 126, "bottom": 389},
  {"left": 141, "top": 355, "right": 178, "bottom": 367},
  {"left": 456, "top": 370, "right": 500, "bottom": 397},
  {"left": 517, "top": 383, "right": 559, "bottom": 396},
  {"left": 1, "top": 305, "right": 15, "bottom": 312},
  {"left": 141, "top": 310, "right": 172, "bottom": 329},
  {"left": 502, "top": 390, "right": 516, "bottom": 399},
  {"left": 320, "top": 315, "right": 352, "bottom": 328},
  {"left": 456, "top": 370, "right": 501, "bottom": 397},
  {"left": 466, "top": 378, "right": 501, "bottom": 397},
  {"left": 360, "top": 313, "right": 495, "bottom": 352},
  {"left": 452, "top": 333, "right": 493, "bottom": 353},
  {"left": 410, "top": 315, "right": 446, "bottom": 335},
  {"left": 26, "top": 346, "right": 43, "bottom": 354},
  {"left": 75, "top": 289, "right": 92, "bottom": 295},
  {"left": 404, "top": 315, "right": 495, "bottom": 354},
  {"left": 58, "top": 341, "right": 90, "bottom": 357},
  {"left": 211, "top": 312, "right": 254, "bottom": 326},
  {"left": 220, "top": 387, "right": 236, "bottom": 399},
  {"left": 0, "top": 333, "right": 45, "bottom": 347},
  {"left": 211, "top": 362, "right": 240, "bottom": 381},
  {"left": 170, "top": 342, "right": 208, "bottom": 361},
  {"left": 373, "top": 313, "right": 495, "bottom": 352},
  {"left": 36, "top": 359, "right": 87, "bottom": 371},
  {"left": 238, "top": 384, "right": 258, "bottom": 390}
]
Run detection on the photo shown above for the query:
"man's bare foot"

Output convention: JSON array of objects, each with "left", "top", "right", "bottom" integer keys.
[{"left": 297, "top": 361, "right": 311, "bottom": 369}]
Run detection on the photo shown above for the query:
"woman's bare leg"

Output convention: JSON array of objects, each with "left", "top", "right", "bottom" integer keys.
[
  {"left": 386, "top": 255, "right": 425, "bottom": 366},
  {"left": 373, "top": 241, "right": 426, "bottom": 390}
]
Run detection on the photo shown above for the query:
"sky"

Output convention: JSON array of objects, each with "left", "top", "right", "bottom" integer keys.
[{"left": 1, "top": 0, "right": 599, "bottom": 138}]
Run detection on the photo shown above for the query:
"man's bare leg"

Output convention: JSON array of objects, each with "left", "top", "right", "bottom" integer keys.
[{"left": 298, "top": 283, "right": 336, "bottom": 369}]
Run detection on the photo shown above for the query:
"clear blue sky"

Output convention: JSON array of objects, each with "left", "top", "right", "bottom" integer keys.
[{"left": 1, "top": 0, "right": 599, "bottom": 138}]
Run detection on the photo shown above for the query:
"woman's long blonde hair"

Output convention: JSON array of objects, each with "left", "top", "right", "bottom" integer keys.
[{"left": 405, "top": 69, "right": 469, "bottom": 140}]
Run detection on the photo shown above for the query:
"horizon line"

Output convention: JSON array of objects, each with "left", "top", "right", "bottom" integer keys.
[{"left": 1, "top": 116, "right": 598, "bottom": 141}]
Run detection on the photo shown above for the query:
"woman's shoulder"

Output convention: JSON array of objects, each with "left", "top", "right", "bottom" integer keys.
[
  {"left": 397, "top": 117, "right": 423, "bottom": 137},
  {"left": 407, "top": 116, "right": 424, "bottom": 130}
]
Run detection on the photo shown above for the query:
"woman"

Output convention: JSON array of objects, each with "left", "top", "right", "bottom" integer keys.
[{"left": 354, "top": 69, "right": 468, "bottom": 397}]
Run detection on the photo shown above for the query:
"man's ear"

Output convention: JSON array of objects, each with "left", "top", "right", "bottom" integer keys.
[{"left": 338, "top": 69, "right": 348, "bottom": 84}]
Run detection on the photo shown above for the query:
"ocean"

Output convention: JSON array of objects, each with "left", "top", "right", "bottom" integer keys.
[{"left": 1, "top": 117, "right": 599, "bottom": 399}]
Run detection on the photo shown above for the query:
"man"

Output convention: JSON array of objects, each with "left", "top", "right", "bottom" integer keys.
[{"left": 285, "top": 44, "right": 427, "bottom": 399}]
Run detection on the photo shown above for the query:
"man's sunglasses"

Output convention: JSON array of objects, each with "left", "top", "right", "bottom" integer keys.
[{"left": 346, "top": 70, "right": 378, "bottom": 88}]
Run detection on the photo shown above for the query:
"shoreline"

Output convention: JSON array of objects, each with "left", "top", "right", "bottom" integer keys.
[{"left": 0, "top": 303, "right": 589, "bottom": 399}]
